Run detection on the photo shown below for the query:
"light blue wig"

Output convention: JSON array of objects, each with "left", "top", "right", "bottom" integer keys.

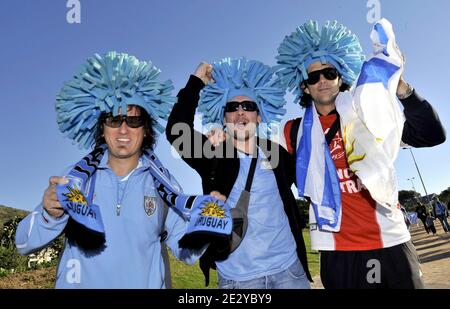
[
  {"left": 276, "top": 21, "right": 365, "bottom": 104},
  {"left": 56, "top": 51, "right": 176, "bottom": 149},
  {"left": 198, "top": 57, "right": 287, "bottom": 127}
]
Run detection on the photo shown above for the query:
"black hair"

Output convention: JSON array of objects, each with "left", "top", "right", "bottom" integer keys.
[
  {"left": 299, "top": 80, "right": 351, "bottom": 108},
  {"left": 94, "top": 105, "right": 156, "bottom": 151}
]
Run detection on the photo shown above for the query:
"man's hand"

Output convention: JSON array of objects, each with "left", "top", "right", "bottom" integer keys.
[
  {"left": 206, "top": 127, "right": 227, "bottom": 147},
  {"left": 194, "top": 62, "right": 214, "bottom": 85},
  {"left": 396, "top": 54, "right": 413, "bottom": 98},
  {"left": 210, "top": 191, "right": 227, "bottom": 202},
  {"left": 43, "top": 176, "right": 68, "bottom": 218},
  {"left": 397, "top": 76, "right": 412, "bottom": 97}
]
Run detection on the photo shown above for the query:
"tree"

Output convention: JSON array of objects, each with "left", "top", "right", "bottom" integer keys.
[
  {"left": 0, "top": 216, "right": 23, "bottom": 248},
  {"left": 398, "top": 190, "right": 421, "bottom": 211},
  {"left": 439, "top": 187, "right": 450, "bottom": 205}
]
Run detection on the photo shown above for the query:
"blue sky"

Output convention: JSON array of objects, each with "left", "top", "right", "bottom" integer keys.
[{"left": 1, "top": 0, "right": 449, "bottom": 211}]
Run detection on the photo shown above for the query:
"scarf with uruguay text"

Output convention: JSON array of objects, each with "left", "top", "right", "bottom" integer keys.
[
  {"left": 296, "top": 18, "right": 405, "bottom": 232},
  {"left": 56, "top": 144, "right": 233, "bottom": 251}
]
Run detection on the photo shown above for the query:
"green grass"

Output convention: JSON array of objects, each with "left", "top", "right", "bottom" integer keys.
[
  {"left": 303, "top": 230, "right": 320, "bottom": 277},
  {"left": 0, "top": 230, "right": 318, "bottom": 288},
  {"left": 170, "top": 230, "right": 319, "bottom": 288},
  {"left": 169, "top": 255, "right": 218, "bottom": 289}
]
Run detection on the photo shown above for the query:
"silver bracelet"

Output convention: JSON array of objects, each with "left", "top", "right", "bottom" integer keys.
[{"left": 397, "top": 83, "right": 414, "bottom": 100}]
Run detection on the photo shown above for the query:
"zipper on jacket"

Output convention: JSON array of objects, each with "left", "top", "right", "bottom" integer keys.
[
  {"left": 112, "top": 159, "right": 144, "bottom": 216},
  {"left": 116, "top": 175, "right": 132, "bottom": 216}
]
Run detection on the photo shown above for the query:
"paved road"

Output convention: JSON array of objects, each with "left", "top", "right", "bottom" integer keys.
[{"left": 411, "top": 222, "right": 450, "bottom": 289}]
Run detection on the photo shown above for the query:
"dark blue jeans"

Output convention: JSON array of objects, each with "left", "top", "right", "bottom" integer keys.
[
  {"left": 436, "top": 215, "right": 450, "bottom": 232},
  {"left": 218, "top": 259, "right": 310, "bottom": 289}
]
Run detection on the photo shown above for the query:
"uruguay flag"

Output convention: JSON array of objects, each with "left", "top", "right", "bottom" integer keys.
[{"left": 296, "top": 19, "right": 405, "bottom": 232}]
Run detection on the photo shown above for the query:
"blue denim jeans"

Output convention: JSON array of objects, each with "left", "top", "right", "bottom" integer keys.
[
  {"left": 436, "top": 215, "right": 450, "bottom": 232},
  {"left": 218, "top": 259, "right": 311, "bottom": 289}
]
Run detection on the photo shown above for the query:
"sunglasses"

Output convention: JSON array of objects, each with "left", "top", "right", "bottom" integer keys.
[
  {"left": 104, "top": 115, "right": 145, "bottom": 128},
  {"left": 305, "top": 67, "right": 340, "bottom": 85},
  {"left": 224, "top": 101, "right": 258, "bottom": 113}
]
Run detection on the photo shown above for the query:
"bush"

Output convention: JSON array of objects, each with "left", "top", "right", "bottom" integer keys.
[
  {"left": 0, "top": 216, "right": 30, "bottom": 276},
  {"left": 0, "top": 246, "right": 29, "bottom": 276},
  {"left": 0, "top": 215, "right": 64, "bottom": 276}
]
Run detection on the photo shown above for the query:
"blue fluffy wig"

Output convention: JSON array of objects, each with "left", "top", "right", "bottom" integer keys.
[
  {"left": 198, "top": 57, "right": 287, "bottom": 127},
  {"left": 276, "top": 20, "right": 365, "bottom": 104},
  {"left": 56, "top": 51, "right": 176, "bottom": 149}
]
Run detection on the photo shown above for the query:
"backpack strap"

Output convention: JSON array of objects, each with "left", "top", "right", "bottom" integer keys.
[
  {"left": 229, "top": 155, "right": 258, "bottom": 253},
  {"left": 284, "top": 118, "right": 302, "bottom": 155},
  {"left": 325, "top": 114, "right": 341, "bottom": 145}
]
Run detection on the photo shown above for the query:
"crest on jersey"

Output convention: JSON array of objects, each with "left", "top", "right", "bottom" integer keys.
[{"left": 144, "top": 196, "right": 157, "bottom": 216}]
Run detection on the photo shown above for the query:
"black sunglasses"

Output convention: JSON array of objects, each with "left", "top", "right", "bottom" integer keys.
[
  {"left": 104, "top": 115, "right": 145, "bottom": 128},
  {"left": 305, "top": 67, "right": 340, "bottom": 85},
  {"left": 224, "top": 101, "right": 258, "bottom": 113}
]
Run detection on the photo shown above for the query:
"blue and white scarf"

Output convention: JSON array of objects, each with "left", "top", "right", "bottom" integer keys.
[
  {"left": 56, "top": 145, "right": 232, "bottom": 248},
  {"left": 296, "top": 19, "right": 404, "bottom": 232}
]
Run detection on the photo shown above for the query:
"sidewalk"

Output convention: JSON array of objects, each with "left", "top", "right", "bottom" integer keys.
[{"left": 311, "top": 222, "right": 450, "bottom": 289}]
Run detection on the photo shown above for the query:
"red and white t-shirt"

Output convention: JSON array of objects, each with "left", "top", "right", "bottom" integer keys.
[{"left": 285, "top": 114, "right": 410, "bottom": 251}]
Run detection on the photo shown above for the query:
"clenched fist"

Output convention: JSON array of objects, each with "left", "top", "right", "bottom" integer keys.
[
  {"left": 194, "top": 62, "right": 214, "bottom": 85},
  {"left": 43, "top": 176, "right": 68, "bottom": 218}
]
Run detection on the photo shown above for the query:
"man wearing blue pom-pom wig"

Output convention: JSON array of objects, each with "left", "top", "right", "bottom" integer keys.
[
  {"left": 15, "top": 52, "right": 211, "bottom": 288},
  {"left": 277, "top": 19, "right": 446, "bottom": 288},
  {"left": 166, "top": 58, "right": 312, "bottom": 288}
]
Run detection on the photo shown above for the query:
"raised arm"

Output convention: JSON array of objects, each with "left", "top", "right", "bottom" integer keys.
[
  {"left": 398, "top": 79, "right": 446, "bottom": 147},
  {"left": 166, "top": 63, "right": 216, "bottom": 176}
]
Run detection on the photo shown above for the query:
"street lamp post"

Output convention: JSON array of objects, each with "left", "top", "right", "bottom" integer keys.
[{"left": 406, "top": 148, "right": 432, "bottom": 207}]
